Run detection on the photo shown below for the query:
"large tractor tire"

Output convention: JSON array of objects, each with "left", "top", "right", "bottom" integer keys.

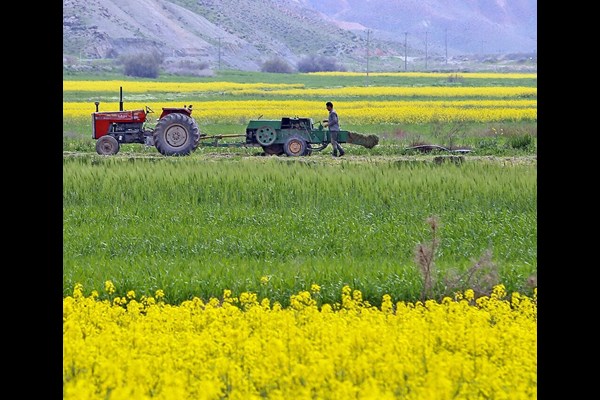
[
  {"left": 283, "top": 135, "right": 308, "bottom": 157},
  {"left": 96, "top": 135, "right": 120, "bottom": 155},
  {"left": 153, "top": 113, "right": 200, "bottom": 156}
]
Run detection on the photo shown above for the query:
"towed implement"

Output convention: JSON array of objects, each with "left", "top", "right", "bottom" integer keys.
[
  {"left": 244, "top": 118, "right": 379, "bottom": 156},
  {"left": 92, "top": 87, "right": 378, "bottom": 156}
]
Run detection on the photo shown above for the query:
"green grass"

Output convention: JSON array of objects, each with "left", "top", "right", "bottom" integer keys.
[{"left": 63, "top": 155, "right": 536, "bottom": 306}]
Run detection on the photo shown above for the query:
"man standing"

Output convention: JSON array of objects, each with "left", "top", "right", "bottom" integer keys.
[{"left": 326, "top": 101, "right": 345, "bottom": 157}]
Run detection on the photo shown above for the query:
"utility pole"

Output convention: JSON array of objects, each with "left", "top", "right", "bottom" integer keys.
[
  {"left": 445, "top": 28, "right": 448, "bottom": 65},
  {"left": 218, "top": 37, "right": 222, "bottom": 70},
  {"left": 366, "top": 29, "right": 371, "bottom": 85},
  {"left": 404, "top": 32, "right": 408, "bottom": 71},
  {"left": 424, "top": 31, "right": 428, "bottom": 71}
]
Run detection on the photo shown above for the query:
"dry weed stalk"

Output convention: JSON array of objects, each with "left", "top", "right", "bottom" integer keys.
[
  {"left": 415, "top": 216, "right": 440, "bottom": 301},
  {"left": 414, "top": 215, "right": 505, "bottom": 301},
  {"left": 444, "top": 249, "right": 500, "bottom": 299}
]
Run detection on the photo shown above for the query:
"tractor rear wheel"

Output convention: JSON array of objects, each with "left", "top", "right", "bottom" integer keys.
[
  {"left": 96, "top": 135, "right": 120, "bottom": 155},
  {"left": 153, "top": 113, "right": 200, "bottom": 156},
  {"left": 283, "top": 135, "right": 308, "bottom": 157}
]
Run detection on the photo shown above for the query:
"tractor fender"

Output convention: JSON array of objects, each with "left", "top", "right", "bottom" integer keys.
[{"left": 159, "top": 108, "right": 193, "bottom": 119}]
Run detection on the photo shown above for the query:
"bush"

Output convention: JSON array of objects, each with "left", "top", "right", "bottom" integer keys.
[
  {"left": 261, "top": 57, "right": 294, "bottom": 73},
  {"left": 163, "top": 58, "right": 212, "bottom": 77},
  {"left": 297, "top": 55, "right": 346, "bottom": 73},
  {"left": 506, "top": 133, "right": 534, "bottom": 150},
  {"left": 120, "top": 51, "right": 163, "bottom": 78}
]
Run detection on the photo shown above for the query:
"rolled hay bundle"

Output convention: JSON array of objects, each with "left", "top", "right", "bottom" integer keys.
[{"left": 347, "top": 131, "right": 380, "bottom": 149}]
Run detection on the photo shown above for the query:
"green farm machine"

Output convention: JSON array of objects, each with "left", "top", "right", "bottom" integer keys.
[
  {"left": 242, "top": 117, "right": 378, "bottom": 156},
  {"left": 91, "top": 87, "right": 378, "bottom": 156}
]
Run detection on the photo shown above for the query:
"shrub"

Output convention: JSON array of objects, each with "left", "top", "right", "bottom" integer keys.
[
  {"left": 261, "top": 57, "right": 294, "bottom": 73},
  {"left": 506, "top": 133, "right": 534, "bottom": 150},
  {"left": 447, "top": 74, "right": 464, "bottom": 83},
  {"left": 297, "top": 55, "right": 346, "bottom": 72},
  {"left": 121, "top": 51, "right": 163, "bottom": 78},
  {"left": 163, "top": 58, "right": 212, "bottom": 77}
]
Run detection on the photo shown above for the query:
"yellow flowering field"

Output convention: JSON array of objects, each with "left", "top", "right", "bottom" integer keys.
[
  {"left": 308, "top": 72, "right": 537, "bottom": 79},
  {"left": 64, "top": 99, "right": 536, "bottom": 124},
  {"left": 231, "top": 86, "right": 536, "bottom": 97},
  {"left": 63, "top": 75, "right": 536, "bottom": 124},
  {"left": 64, "top": 283, "right": 536, "bottom": 400},
  {"left": 63, "top": 81, "right": 304, "bottom": 93},
  {"left": 63, "top": 80, "right": 535, "bottom": 97}
]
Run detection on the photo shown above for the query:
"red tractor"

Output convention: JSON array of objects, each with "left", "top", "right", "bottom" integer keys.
[{"left": 92, "top": 87, "right": 200, "bottom": 156}]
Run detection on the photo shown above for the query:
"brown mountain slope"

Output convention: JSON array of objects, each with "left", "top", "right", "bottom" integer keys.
[{"left": 63, "top": 0, "right": 397, "bottom": 71}]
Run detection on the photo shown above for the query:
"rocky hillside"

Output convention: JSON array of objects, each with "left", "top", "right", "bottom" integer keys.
[{"left": 63, "top": 0, "right": 537, "bottom": 73}]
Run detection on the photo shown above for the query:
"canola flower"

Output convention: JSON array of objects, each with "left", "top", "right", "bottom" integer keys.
[
  {"left": 63, "top": 99, "right": 536, "bottom": 124},
  {"left": 63, "top": 81, "right": 304, "bottom": 93},
  {"left": 307, "top": 71, "right": 537, "bottom": 79},
  {"left": 62, "top": 72, "right": 536, "bottom": 97},
  {"left": 63, "top": 80, "right": 535, "bottom": 98},
  {"left": 227, "top": 86, "right": 536, "bottom": 98},
  {"left": 64, "top": 79, "right": 536, "bottom": 124},
  {"left": 64, "top": 282, "right": 537, "bottom": 400}
]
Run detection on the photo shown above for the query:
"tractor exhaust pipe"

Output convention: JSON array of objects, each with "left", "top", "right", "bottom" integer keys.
[{"left": 119, "top": 86, "right": 123, "bottom": 111}]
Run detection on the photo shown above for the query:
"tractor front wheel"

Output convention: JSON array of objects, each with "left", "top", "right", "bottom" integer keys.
[
  {"left": 153, "top": 113, "right": 200, "bottom": 156},
  {"left": 96, "top": 135, "right": 120, "bottom": 155}
]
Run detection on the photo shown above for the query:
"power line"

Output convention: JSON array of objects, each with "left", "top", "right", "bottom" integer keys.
[
  {"left": 424, "top": 31, "right": 428, "bottom": 71},
  {"left": 218, "top": 37, "right": 222, "bottom": 70},
  {"left": 445, "top": 28, "right": 448, "bottom": 65},
  {"left": 365, "top": 29, "right": 371, "bottom": 85},
  {"left": 404, "top": 32, "right": 408, "bottom": 71}
]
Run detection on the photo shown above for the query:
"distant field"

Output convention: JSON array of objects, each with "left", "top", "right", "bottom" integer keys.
[
  {"left": 63, "top": 71, "right": 537, "bottom": 305},
  {"left": 63, "top": 70, "right": 537, "bottom": 157}
]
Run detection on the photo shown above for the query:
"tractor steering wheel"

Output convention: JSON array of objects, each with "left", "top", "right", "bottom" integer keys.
[{"left": 146, "top": 105, "right": 155, "bottom": 114}]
